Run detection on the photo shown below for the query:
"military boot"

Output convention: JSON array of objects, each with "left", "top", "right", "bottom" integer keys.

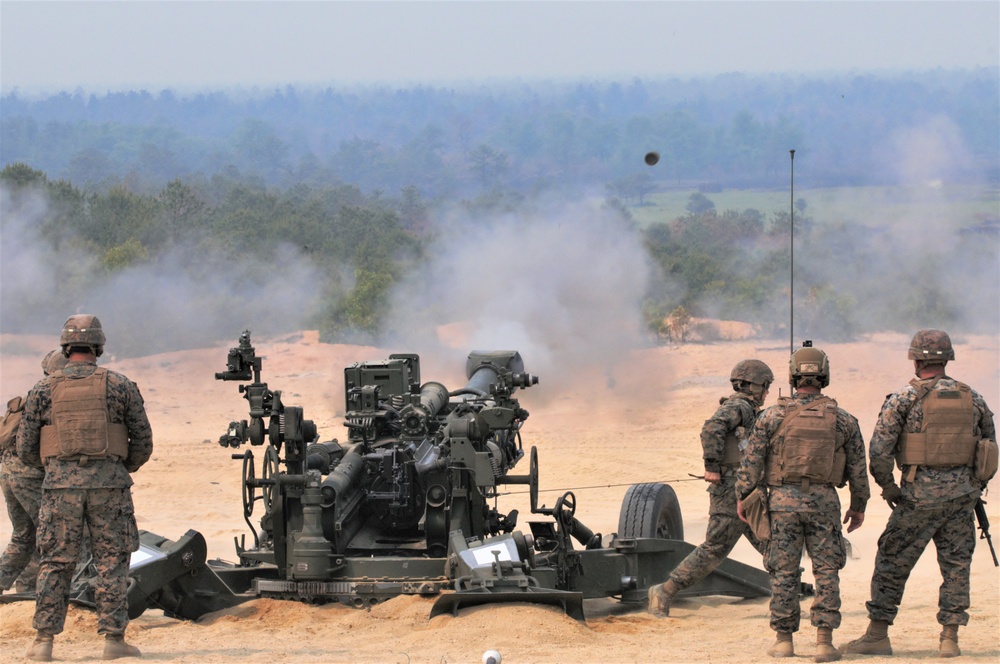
[
  {"left": 102, "top": 635, "right": 142, "bottom": 660},
  {"left": 26, "top": 631, "right": 54, "bottom": 662},
  {"left": 815, "top": 627, "right": 841, "bottom": 663},
  {"left": 842, "top": 619, "right": 892, "bottom": 656},
  {"left": 768, "top": 631, "right": 794, "bottom": 658},
  {"left": 647, "top": 579, "right": 679, "bottom": 618},
  {"left": 938, "top": 625, "right": 960, "bottom": 658}
]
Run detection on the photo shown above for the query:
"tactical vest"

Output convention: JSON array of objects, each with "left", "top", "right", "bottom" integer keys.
[
  {"left": 896, "top": 377, "right": 976, "bottom": 469},
  {"left": 766, "top": 396, "right": 846, "bottom": 487},
  {"left": 0, "top": 396, "right": 25, "bottom": 454},
  {"left": 39, "top": 368, "right": 129, "bottom": 461},
  {"left": 721, "top": 394, "right": 754, "bottom": 467}
]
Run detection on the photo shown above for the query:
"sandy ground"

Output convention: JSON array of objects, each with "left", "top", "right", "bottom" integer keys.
[{"left": 1, "top": 330, "right": 998, "bottom": 663}]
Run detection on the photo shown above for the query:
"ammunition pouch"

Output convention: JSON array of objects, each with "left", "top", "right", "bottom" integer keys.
[
  {"left": 0, "top": 396, "right": 25, "bottom": 454},
  {"left": 742, "top": 486, "right": 770, "bottom": 541},
  {"left": 974, "top": 438, "right": 999, "bottom": 483},
  {"left": 39, "top": 368, "right": 129, "bottom": 461}
]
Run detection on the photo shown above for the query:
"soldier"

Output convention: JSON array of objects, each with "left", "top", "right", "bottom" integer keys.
[
  {"left": 648, "top": 358, "right": 773, "bottom": 616},
  {"left": 17, "top": 315, "right": 153, "bottom": 661},
  {"left": 0, "top": 350, "right": 68, "bottom": 595},
  {"left": 843, "top": 330, "right": 996, "bottom": 658},
  {"left": 736, "top": 342, "right": 869, "bottom": 663}
]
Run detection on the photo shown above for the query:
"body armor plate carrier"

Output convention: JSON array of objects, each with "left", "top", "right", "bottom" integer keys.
[
  {"left": 767, "top": 396, "right": 846, "bottom": 487},
  {"left": 896, "top": 377, "right": 976, "bottom": 469},
  {"left": 39, "top": 368, "right": 128, "bottom": 460}
]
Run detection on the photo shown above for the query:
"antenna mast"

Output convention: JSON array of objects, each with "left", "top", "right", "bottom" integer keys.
[{"left": 789, "top": 149, "right": 795, "bottom": 356}]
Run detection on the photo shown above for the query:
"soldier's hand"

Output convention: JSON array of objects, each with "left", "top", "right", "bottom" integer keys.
[
  {"left": 843, "top": 509, "right": 865, "bottom": 533},
  {"left": 880, "top": 483, "right": 902, "bottom": 509},
  {"left": 736, "top": 499, "right": 748, "bottom": 523},
  {"left": 704, "top": 470, "right": 722, "bottom": 484}
]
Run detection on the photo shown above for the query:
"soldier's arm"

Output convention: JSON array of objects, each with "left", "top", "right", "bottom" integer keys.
[
  {"left": 973, "top": 393, "right": 996, "bottom": 442},
  {"left": 15, "top": 389, "right": 43, "bottom": 468},
  {"left": 123, "top": 382, "right": 154, "bottom": 472},
  {"left": 735, "top": 411, "right": 770, "bottom": 500},
  {"left": 868, "top": 392, "right": 908, "bottom": 489},
  {"left": 843, "top": 414, "right": 871, "bottom": 513}
]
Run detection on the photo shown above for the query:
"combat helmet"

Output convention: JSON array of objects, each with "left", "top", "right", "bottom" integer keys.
[
  {"left": 41, "top": 349, "right": 69, "bottom": 376},
  {"left": 789, "top": 341, "right": 830, "bottom": 389},
  {"left": 60, "top": 314, "right": 106, "bottom": 357},
  {"left": 731, "top": 359, "right": 774, "bottom": 387},
  {"left": 908, "top": 329, "right": 954, "bottom": 364},
  {"left": 730, "top": 358, "right": 774, "bottom": 405}
]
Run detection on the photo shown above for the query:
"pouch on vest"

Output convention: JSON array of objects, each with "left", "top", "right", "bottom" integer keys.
[
  {"left": 0, "top": 396, "right": 25, "bottom": 453},
  {"left": 974, "top": 438, "right": 999, "bottom": 483}
]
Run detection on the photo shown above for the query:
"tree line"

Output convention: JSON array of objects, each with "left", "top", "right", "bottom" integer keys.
[{"left": 3, "top": 70, "right": 997, "bottom": 200}]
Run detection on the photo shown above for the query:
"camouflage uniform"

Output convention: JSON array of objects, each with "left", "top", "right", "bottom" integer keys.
[
  {"left": 736, "top": 393, "right": 870, "bottom": 634},
  {"left": 668, "top": 392, "right": 767, "bottom": 590},
  {"left": 864, "top": 375, "right": 995, "bottom": 627},
  {"left": 0, "top": 412, "right": 44, "bottom": 592},
  {"left": 17, "top": 359, "right": 153, "bottom": 637}
]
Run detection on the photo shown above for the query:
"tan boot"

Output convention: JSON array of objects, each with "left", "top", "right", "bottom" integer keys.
[
  {"left": 842, "top": 619, "right": 892, "bottom": 656},
  {"left": 815, "top": 627, "right": 841, "bottom": 663},
  {"left": 768, "top": 631, "right": 795, "bottom": 658},
  {"left": 26, "top": 632, "right": 54, "bottom": 662},
  {"left": 647, "top": 579, "right": 679, "bottom": 618},
  {"left": 938, "top": 625, "right": 960, "bottom": 658},
  {"left": 103, "top": 635, "right": 142, "bottom": 660}
]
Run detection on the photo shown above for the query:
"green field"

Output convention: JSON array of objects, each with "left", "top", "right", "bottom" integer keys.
[{"left": 629, "top": 183, "right": 1000, "bottom": 230}]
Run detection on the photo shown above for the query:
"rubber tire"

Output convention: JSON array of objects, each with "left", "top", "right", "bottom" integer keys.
[{"left": 617, "top": 482, "right": 684, "bottom": 541}]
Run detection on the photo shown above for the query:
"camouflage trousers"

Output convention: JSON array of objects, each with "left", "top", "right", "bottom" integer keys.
[
  {"left": 866, "top": 494, "right": 977, "bottom": 627},
  {"left": 0, "top": 467, "right": 42, "bottom": 591},
  {"left": 34, "top": 487, "right": 139, "bottom": 636},
  {"left": 765, "top": 510, "right": 847, "bottom": 633},
  {"left": 670, "top": 481, "right": 767, "bottom": 591}
]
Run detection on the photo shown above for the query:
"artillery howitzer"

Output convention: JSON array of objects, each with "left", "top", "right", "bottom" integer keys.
[{"left": 15, "top": 332, "right": 778, "bottom": 621}]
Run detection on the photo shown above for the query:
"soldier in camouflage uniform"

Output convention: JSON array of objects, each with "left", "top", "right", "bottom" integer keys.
[
  {"left": 17, "top": 316, "right": 153, "bottom": 662},
  {"left": 648, "top": 359, "right": 773, "bottom": 617},
  {"left": 844, "top": 330, "right": 996, "bottom": 659},
  {"left": 736, "top": 343, "right": 869, "bottom": 663},
  {"left": 0, "top": 351, "right": 68, "bottom": 594}
]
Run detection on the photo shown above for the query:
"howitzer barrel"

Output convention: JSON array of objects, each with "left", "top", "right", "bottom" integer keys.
[{"left": 464, "top": 351, "right": 526, "bottom": 396}]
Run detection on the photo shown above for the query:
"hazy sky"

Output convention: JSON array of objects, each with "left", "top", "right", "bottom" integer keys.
[{"left": 2, "top": 1, "right": 997, "bottom": 94}]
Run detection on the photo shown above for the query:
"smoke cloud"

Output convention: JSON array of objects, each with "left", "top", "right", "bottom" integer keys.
[
  {"left": 384, "top": 200, "right": 660, "bottom": 390},
  {"left": 0, "top": 184, "right": 329, "bottom": 357}
]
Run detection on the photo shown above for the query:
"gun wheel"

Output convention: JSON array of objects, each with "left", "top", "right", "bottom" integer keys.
[
  {"left": 554, "top": 491, "right": 577, "bottom": 526},
  {"left": 529, "top": 446, "right": 540, "bottom": 513},
  {"left": 617, "top": 482, "right": 683, "bottom": 540},
  {"left": 261, "top": 444, "right": 279, "bottom": 512},
  {"left": 241, "top": 450, "right": 257, "bottom": 518}
]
